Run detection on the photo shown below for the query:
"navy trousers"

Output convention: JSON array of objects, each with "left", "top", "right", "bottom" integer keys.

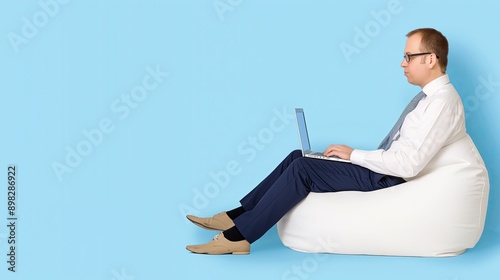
[{"left": 233, "top": 150, "right": 405, "bottom": 243}]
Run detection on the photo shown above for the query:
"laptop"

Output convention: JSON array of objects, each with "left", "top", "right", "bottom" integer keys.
[{"left": 295, "top": 108, "right": 351, "bottom": 163}]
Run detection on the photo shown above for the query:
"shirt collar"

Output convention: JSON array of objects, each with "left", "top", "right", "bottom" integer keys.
[{"left": 422, "top": 74, "right": 450, "bottom": 97}]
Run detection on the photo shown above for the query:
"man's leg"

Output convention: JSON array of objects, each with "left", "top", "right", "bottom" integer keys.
[
  {"left": 186, "top": 153, "right": 404, "bottom": 254},
  {"left": 238, "top": 149, "right": 303, "bottom": 212},
  {"left": 234, "top": 156, "right": 404, "bottom": 243}
]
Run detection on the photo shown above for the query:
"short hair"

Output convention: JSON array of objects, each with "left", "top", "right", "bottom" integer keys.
[{"left": 407, "top": 28, "right": 449, "bottom": 72}]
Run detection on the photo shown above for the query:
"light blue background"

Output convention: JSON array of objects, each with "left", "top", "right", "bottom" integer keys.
[{"left": 1, "top": 0, "right": 499, "bottom": 279}]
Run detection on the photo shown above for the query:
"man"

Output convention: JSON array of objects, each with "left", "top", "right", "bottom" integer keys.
[{"left": 186, "top": 28, "right": 465, "bottom": 255}]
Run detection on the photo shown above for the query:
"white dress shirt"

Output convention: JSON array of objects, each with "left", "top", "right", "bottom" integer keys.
[{"left": 351, "top": 74, "right": 467, "bottom": 179}]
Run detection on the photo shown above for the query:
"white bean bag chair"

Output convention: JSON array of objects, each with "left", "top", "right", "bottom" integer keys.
[{"left": 277, "top": 134, "right": 489, "bottom": 257}]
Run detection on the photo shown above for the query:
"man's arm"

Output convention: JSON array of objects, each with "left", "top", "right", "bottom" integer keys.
[
  {"left": 353, "top": 99, "right": 463, "bottom": 178},
  {"left": 325, "top": 98, "right": 464, "bottom": 178}
]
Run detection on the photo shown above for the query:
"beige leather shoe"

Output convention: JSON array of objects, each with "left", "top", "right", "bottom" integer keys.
[
  {"left": 186, "top": 233, "right": 250, "bottom": 255},
  {"left": 186, "top": 212, "right": 235, "bottom": 231}
]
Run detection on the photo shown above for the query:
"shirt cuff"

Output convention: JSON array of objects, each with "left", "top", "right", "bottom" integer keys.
[{"left": 350, "top": 149, "right": 369, "bottom": 165}]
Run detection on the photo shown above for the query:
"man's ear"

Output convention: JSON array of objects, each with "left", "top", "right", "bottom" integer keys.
[{"left": 428, "top": 53, "right": 438, "bottom": 69}]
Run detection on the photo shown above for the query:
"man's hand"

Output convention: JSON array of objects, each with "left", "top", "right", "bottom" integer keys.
[{"left": 323, "top": 144, "right": 354, "bottom": 160}]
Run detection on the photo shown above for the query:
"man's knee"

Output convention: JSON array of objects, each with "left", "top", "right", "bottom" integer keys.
[
  {"left": 289, "top": 156, "right": 310, "bottom": 172},
  {"left": 287, "top": 157, "right": 313, "bottom": 190},
  {"left": 290, "top": 149, "right": 303, "bottom": 159}
]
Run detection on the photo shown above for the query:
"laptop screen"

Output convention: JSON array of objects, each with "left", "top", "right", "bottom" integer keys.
[{"left": 295, "top": 108, "right": 312, "bottom": 152}]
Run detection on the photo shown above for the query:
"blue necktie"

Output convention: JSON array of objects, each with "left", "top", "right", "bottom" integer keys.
[{"left": 378, "top": 91, "right": 426, "bottom": 150}]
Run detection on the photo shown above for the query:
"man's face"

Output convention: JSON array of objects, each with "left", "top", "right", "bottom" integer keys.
[{"left": 401, "top": 34, "right": 428, "bottom": 87}]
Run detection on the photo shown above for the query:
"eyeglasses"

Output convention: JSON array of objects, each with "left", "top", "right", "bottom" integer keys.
[{"left": 404, "top": 52, "right": 440, "bottom": 62}]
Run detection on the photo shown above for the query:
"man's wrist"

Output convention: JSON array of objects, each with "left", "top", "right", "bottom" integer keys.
[{"left": 350, "top": 149, "right": 367, "bottom": 165}]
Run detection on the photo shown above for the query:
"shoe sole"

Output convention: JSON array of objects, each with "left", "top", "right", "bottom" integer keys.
[
  {"left": 231, "top": 251, "right": 250, "bottom": 255},
  {"left": 186, "top": 248, "right": 250, "bottom": 255}
]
